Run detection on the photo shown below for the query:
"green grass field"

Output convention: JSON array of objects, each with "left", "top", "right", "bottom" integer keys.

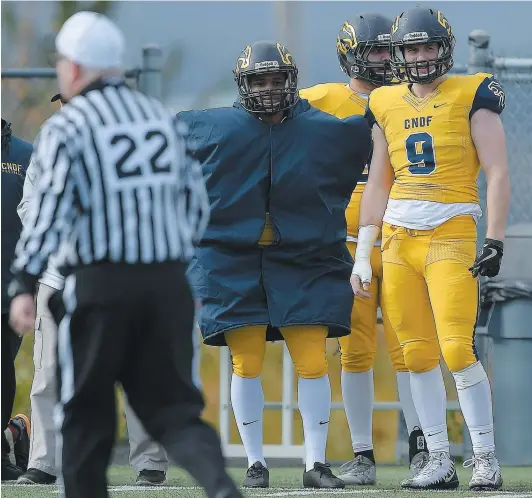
[{"left": 2, "top": 465, "right": 532, "bottom": 498}]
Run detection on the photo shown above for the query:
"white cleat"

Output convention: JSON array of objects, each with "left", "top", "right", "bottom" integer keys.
[
  {"left": 464, "top": 451, "right": 503, "bottom": 491},
  {"left": 409, "top": 450, "right": 430, "bottom": 477},
  {"left": 401, "top": 451, "right": 459, "bottom": 489},
  {"left": 337, "top": 455, "right": 376, "bottom": 485}
]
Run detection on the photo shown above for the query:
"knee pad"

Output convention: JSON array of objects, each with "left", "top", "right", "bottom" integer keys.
[
  {"left": 452, "top": 361, "right": 487, "bottom": 389},
  {"left": 340, "top": 345, "right": 375, "bottom": 373},
  {"left": 441, "top": 338, "right": 478, "bottom": 373},
  {"left": 225, "top": 326, "right": 266, "bottom": 378},
  {"left": 282, "top": 326, "right": 328, "bottom": 379},
  {"left": 402, "top": 340, "right": 440, "bottom": 373},
  {"left": 231, "top": 353, "right": 264, "bottom": 378}
]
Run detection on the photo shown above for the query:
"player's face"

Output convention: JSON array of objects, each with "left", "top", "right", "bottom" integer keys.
[
  {"left": 249, "top": 72, "right": 286, "bottom": 110},
  {"left": 367, "top": 45, "right": 391, "bottom": 76},
  {"left": 403, "top": 42, "right": 439, "bottom": 78}
]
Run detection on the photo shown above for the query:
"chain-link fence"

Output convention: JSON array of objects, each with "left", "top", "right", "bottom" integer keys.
[
  {"left": 1, "top": 46, "right": 163, "bottom": 98},
  {"left": 1, "top": 46, "right": 163, "bottom": 144},
  {"left": 496, "top": 75, "right": 532, "bottom": 226},
  {"left": 467, "top": 30, "right": 532, "bottom": 238}
]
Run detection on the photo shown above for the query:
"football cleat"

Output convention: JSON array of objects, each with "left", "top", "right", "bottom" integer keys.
[
  {"left": 243, "top": 461, "right": 269, "bottom": 488},
  {"left": 303, "top": 462, "right": 344, "bottom": 488},
  {"left": 401, "top": 451, "right": 459, "bottom": 489},
  {"left": 337, "top": 455, "right": 376, "bottom": 485},
  {"left": 464, "top": 452, "right": 503, "bottom": 491},
  {"left": 410, "top": 450, "right": 430, "bottom": 477}
]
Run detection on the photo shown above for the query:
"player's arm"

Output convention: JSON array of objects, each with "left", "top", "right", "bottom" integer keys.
[
  {"left": 472, "top": 109, "right": 510, "bottom": 241},
  {"left": 359, "top": 124, "right": 394, "bottom": 227},
  {"left": 469, "top": 77, "right": 510, "bottom": 278},
  {"left": 351, "top": 121, "right": 394, "bottom": 298}
]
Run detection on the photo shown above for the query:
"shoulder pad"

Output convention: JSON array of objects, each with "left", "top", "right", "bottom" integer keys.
[{"left": 470, "top": 73, "right": 505, "bottom": 118}]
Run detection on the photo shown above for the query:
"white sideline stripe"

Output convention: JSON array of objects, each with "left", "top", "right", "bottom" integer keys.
[
  {"left": 466, "top": 495, "right": 532, "bottom": 498},
  {"left": 51, "top": 487, "right": 384, "bottom": 495},
  {"left": 51, "top": 486, "right": 201, "bottom": 493},
  {"left": 256, "top": 490, "right": 381, "bottom": 497}
]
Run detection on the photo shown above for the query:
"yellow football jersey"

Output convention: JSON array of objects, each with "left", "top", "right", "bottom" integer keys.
[
  {"left": 299, "top": 83, "right": 368, "bottom": 239},
  {"left": 367, "top": 73, "right": 505, "bottom": 206}
]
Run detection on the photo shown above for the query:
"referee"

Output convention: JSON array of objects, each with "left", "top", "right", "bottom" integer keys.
[{"left": 9, "top": 11, "right": 241, "bottom": 498}]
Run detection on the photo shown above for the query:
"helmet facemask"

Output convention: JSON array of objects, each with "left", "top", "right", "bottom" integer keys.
[
  {"left": 341, "top": 40, "right": 395, "bottom": 86},
  {"left": 237, "top": 68, "right": 299, "bottom": 115},
  {"left": 391, "top": 36, "right": 455, "bottom": 84}
]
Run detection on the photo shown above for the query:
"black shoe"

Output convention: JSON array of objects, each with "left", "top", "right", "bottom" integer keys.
[
  {"left": 243, "top": 461, "right": 269, "bottom": 488},
  {"left": 17, "top": 468, "right": 57, "bottom": 484},
  {"left": 136, "top": 469, "right": 167, "bottom": 486},
  {"left": 303, "top": 462, "right": 345, "bottom": 488},
  {"left": 9, "top": 414, "right": 30, "bottom": 472},
  {"left": 2, "top": 461, "right": 23, "bottom": 481}
]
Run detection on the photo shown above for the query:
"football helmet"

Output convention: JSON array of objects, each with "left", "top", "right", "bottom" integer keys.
[
  {"left": 390, "top": 7, "right": 456, "bottom": 84},
  {"left": 233, "top": 40, "right": 299, "bottom": 114},
  {"left": 336, "top": 13, "right": 394, "bottom": 86}
]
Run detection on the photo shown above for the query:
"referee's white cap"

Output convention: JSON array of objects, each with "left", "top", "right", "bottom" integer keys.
[{"left": 55, "top": 11, "right": 125, "bottom": 70}]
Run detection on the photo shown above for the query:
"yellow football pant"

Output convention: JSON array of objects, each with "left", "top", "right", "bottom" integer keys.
[
  {"left": 225, "top": 325, "right": 328, "bottom": 379},
  {"left": 381, "top": 215, "right": 479, "bottom": 373},
  {"left": 338, "top": 242, "right": 407, "bottom": 373}
]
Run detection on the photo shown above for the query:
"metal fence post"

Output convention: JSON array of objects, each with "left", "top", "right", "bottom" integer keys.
[
  {"left": 140, "top": 45, "right": 163, "bottom": 99},
  {"left": 468, "top": 29, "right": 492, "bottom": 74}
]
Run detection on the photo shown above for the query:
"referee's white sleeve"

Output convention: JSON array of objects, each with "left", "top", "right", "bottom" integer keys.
[{"left": 12, "top": 124, "right": 78, "bottom": 278}]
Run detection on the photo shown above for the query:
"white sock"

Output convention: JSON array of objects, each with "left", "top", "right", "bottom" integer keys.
[
  {"left": 396, "top": 371, "right": 421, "bottom": 434},
  {"left": 453, "top": 362, "right": 495, "bottom": 454},
  {"left": 341, "top": 369, "right": 374, "bottom": 453},
  {"left": 231, "top": 374, "right": 266, "bottom": 468},
  {"left": 410, "top": 366, "right": 450, "bottom": 453},
  {"left": 298, "top": 375, "right": 331, "bottom": 471}
]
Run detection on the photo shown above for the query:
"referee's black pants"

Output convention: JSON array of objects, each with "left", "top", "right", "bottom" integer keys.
[{"left": 55, "top": 262, "right": 240, "bottom": 498}]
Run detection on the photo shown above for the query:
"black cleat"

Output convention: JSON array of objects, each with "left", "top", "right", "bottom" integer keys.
[
  {"left": 17, "top": 468, "right": 57, "bottom": 484},
  {"left": 136, "top": 469, "right": 167, "bottom": 486},
  {"left": 1, "top": 461, "right": 23, "bottom": 481},
  {"left": 243, "top": 461, "right": 269, "bottom": 488},
  {"left": 303, "top": 462, "right": 345, "bottom": 489}
]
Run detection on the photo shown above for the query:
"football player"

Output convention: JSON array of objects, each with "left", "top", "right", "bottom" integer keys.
[
  {"left": 351, "top": 6, "right": 509, "bottom": 491},
  {"left": 179, "top": 41, "right": 371, "bottom": 489},
  {"left": 300, "top": 13, "right": 428, "bottom": 485}
]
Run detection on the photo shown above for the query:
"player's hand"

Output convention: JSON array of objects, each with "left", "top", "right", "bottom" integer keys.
[
  {"left": 469, "top": 238, "right": 504, "bottom": 278},
  {"left": 9, "top": 294, "right": 36, "bottom": 337},
  {"left": 350, "top": 259, "right": 372, "bottom": 298}
]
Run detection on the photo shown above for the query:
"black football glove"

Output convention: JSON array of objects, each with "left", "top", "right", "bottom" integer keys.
[{"left": 469, "top": 238, "right": 504, "bottom": 278}]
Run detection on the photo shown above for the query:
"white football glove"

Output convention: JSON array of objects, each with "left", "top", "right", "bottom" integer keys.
[
  {"left": 350, "top": 225, "right": 380, "bottom": 296},
  {"left": 351, "top": 258, "right": 373, "bottom": 287}
]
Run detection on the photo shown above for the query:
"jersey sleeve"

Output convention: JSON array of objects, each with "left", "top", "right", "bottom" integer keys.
[
  {"left": 364, "top": 95, "right": 380, "bottom": 129},
  {"left": 470, "top": 75, "right": 505, "bottom": 118},
  {"left": 344, "top": 115, "right": 372, "bottom": 171}
]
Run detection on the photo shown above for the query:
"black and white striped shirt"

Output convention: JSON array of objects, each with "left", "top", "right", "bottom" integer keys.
[{"left": 11, "top": 79, "right": 209, "bottom": 289}]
